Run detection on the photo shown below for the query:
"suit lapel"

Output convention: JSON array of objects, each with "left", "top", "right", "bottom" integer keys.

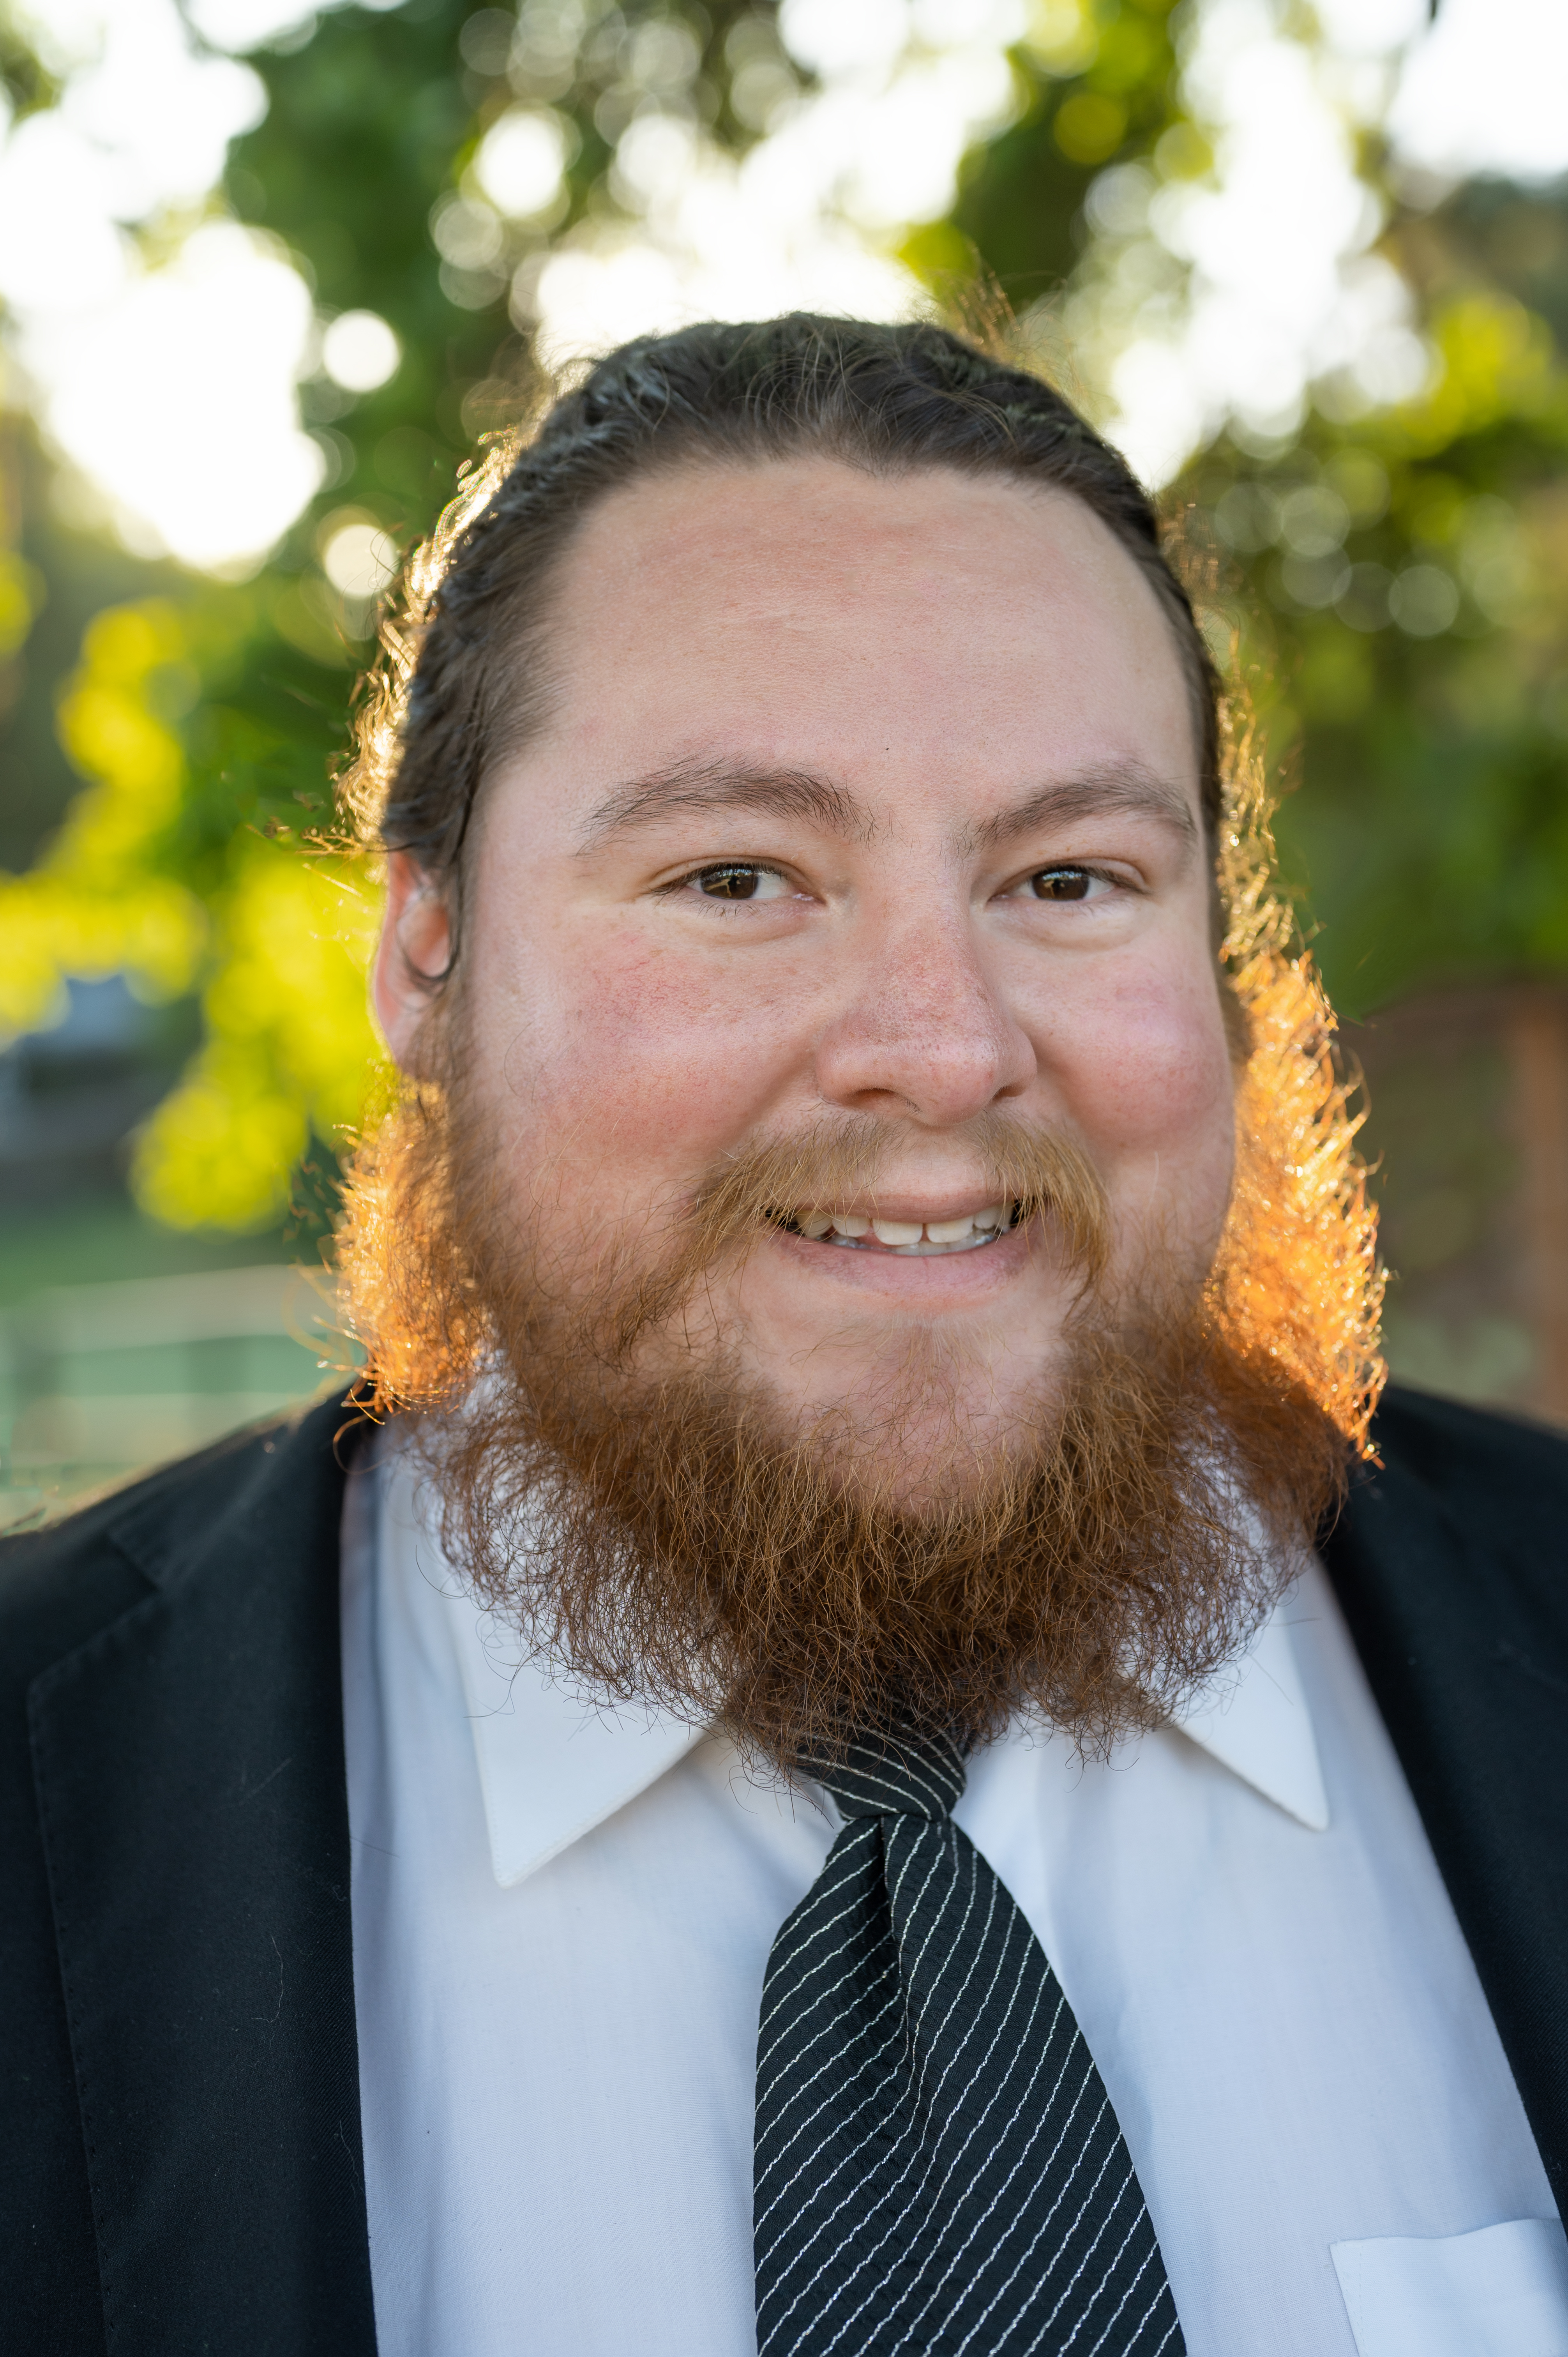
[
  {"left": 1323, "top": 1430, "right": 1568, "bottom": 2217},
  {"left": 29, "top": 1396, "right": 378, "bottom": 2357}
]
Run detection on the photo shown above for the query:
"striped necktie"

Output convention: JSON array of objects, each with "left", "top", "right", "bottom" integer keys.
[{"left": 753, "top": 1728, "right": 1184, "bottom": 2357}]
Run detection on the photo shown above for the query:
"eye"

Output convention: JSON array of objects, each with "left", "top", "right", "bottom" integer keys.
[
  {"left": 1024, "top": 865, "right": 1109, "bottom": 902},
  {"left": 686, "top": 863, "right": 792, "bottom": 903}
]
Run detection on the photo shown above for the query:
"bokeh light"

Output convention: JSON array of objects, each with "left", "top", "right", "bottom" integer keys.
[
  {"left": 322, "top": 520, "right": 400, "bottom": 599},
  {"left": 320, "top": 310, "right": 402, "bottom": 394},
  {"left": 37, "top": 222, "right": 323, "bottom": 573},
  {"left": 473, "top": 107, "right": 575, "bottom": 220},
  {"left": 1387, "top": 0, "right": 1568, "bottom": 183},
  {"left": 3, "top": 0, "right": 1565, "bottom": 579}
]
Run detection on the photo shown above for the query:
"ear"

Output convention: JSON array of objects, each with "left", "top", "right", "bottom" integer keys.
[{"left": 373, "top": 850, "right": 453, "bottom": 1071}]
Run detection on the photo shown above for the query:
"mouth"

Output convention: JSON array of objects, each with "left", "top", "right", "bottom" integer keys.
[{"left": 772, "top": 1202, "right": 1018, "bottom": 1256}]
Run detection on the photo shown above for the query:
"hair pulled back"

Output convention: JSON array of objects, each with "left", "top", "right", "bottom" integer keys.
[{"left": 346, "top": 315, "right": 1221, "bottom": 912}]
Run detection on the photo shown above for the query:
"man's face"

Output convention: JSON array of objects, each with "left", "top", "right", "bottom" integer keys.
[{"left": 376, "top": 459, "right": 1236, "bottom": 1504}]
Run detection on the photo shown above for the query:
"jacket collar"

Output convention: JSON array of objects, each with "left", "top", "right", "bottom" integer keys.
[
  {"left": 29, "top": 1394, "right": 377, "bottom": 2357},
  {"left": 1322, "top": 1391, "right": 1568, "bottom": 2222}
]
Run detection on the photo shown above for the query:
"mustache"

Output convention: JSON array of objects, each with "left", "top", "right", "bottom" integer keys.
[{"left": 615, "top": 1111, "right": 1111, "bottom": 1353}]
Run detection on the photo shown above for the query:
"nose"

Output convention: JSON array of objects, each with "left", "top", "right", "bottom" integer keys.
[{"left": 812, "top": 907, "right": 1037, "bottom": 1127}]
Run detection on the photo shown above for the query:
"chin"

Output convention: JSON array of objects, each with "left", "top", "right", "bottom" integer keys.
[{"left": 752, "top": 1360, "right": 1063, "bottom": 1513}]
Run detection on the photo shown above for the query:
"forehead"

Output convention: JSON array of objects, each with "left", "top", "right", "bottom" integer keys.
[{"left": 521, "top": 456, "right": 1197, "bottom": 823}]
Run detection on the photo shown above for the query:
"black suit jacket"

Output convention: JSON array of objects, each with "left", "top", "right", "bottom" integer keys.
[{"left": 3, "top": 1385, "right": 1566, "bottom": 2354}]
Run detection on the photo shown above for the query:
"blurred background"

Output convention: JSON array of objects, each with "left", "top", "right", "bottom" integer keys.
[{"left": 2, "top": 0, "right": 1566, "bottom": 1521}]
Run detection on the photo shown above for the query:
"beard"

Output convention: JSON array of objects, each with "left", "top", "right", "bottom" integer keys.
[{"left": 337, "top": 999, "right": 1376, "bottom": 1769}]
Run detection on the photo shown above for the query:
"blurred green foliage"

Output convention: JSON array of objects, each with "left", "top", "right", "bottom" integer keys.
[
  {"left": 935, "top": 4, "right": 1568, "bottom": 1018},
  {"left": 1189, "top": 264, "right": 1568, "bottom": 1015},
  {"left": 1, "top": 0, "right": 1566, "bottom": 1233},
  {"left": 931, "top": 0, "right": 1188, "bottom": 298}
]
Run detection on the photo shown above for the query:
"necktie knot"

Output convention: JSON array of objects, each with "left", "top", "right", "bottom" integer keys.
[{"left": 800, "top": 1726, "right": 967, "bottom": 1822}]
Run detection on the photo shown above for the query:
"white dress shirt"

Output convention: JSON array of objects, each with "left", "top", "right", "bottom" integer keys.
[{"left": 341, "top": 1439, "right": 1566, "bottom": 2357}]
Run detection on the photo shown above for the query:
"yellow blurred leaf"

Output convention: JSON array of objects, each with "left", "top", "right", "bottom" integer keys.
[
  {"left": 131, "top": 839, "right": 387, "bottom": 1229},
  {"left": 0, "top": 549, "right": 45, "bottom": 658}
]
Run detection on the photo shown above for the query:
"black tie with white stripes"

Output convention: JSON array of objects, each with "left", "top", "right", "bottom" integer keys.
[{"left": 753, "top": 1728, "right": 1184, "bottom": 2357}]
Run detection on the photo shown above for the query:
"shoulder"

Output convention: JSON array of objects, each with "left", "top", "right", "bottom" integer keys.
[
  {"left": 0, "top": 1394, "right": 359, "bottom": 1683},
  {"left": 1329, "top": 1384, "right": 1568, "bottom": 1663},
  {"left": 1367, "top": 1383, "right": 1568, "bottom": 1557},
  {"left": 0, "top": 1394, "right": 372, "bottom": 2343}
]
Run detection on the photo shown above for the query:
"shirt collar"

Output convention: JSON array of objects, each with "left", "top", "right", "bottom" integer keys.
[
  {"left": 449, "top": 1604, "right": 703, "bottom": 1888},
  {"left": 1167, "top": 1589, "right": 1330, "bottom": 1832},
  {"left": 444, "top": 1571, "right": 1329, "bottom": 1891}
]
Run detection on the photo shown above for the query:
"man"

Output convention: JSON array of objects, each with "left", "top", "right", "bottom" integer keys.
[{"left": 4, "top": 317, "right": 1566, "bottom": 2357}]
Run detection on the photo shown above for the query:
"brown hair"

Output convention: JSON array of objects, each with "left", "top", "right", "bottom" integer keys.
[{"left": 343, "top": 315, "right": 1222, "bottom": 961}]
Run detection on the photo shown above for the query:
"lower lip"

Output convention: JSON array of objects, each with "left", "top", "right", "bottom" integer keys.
[{"left": 764, "top": 1221, "right": 1035, "bottom": 1298}]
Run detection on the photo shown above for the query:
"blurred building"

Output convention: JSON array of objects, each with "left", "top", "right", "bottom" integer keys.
[{"left": 0, "top": 977, "right": 188, "bottom": 1210}]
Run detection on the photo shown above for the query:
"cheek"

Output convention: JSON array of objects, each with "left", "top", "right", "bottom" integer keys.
[
  {"left": 1039, "top": 953, "right": 1235, "bottom": 1169},
  {"left": 468, "top": 909, "right": 811, "bottom": 1185}
]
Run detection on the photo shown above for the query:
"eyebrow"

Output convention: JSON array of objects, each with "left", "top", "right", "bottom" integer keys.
[
  {"left": 962, "top": 763, "right": 1198, "bottom": 855},
  {"left": 577, "top": 760, "right": 870, "bottom": 848},
  {"left": 576, "top": 755, "right": 1198, "bottom": 857}
]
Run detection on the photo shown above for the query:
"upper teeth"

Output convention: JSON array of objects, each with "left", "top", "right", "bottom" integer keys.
[{"left": 794, "top": 1205, "right": 1011, "bottom": 1250}]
